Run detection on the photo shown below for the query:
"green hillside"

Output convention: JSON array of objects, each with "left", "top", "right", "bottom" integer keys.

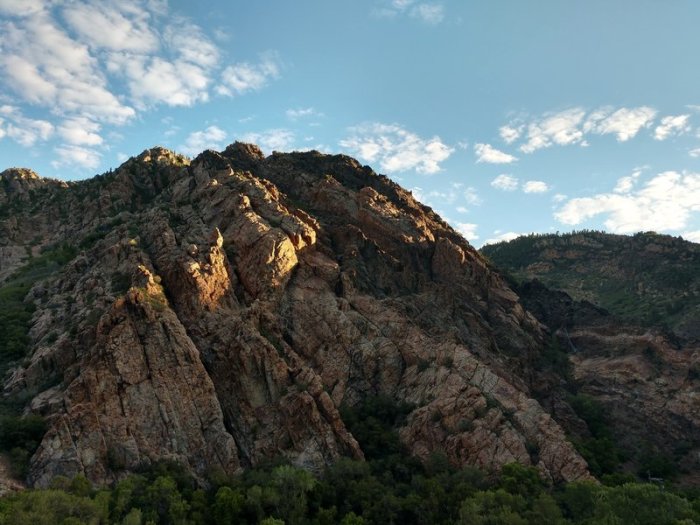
[{"left": 481, "top": 231, "right": 700, "bottom": 338}]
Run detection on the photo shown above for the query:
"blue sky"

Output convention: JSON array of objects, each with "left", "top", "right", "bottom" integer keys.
[{"left": 1, "top": 0, "right": 699, "bottom": 246}]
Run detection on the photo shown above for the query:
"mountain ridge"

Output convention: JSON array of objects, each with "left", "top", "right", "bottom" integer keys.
[{"left": 0, "top": 144, "right": 697, "bottom": 493}]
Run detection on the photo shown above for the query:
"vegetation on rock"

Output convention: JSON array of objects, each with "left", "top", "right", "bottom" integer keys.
[{"left": 481, "top": 230, "right": 700, "bottom": 338}]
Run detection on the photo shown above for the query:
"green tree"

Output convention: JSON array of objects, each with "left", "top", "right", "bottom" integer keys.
[
  {"left": 213, "top": 486, "right": 244, "bottom": 525},
  {"left": 142, "top": 476, "right": 189, "bottom": 524},
  {"left": 271, "top": 465, "right": 316, "bottom": 525},
  {"left": 459, "top": 489, "right": 528, "bottom": 525},
  {"left": 591, "top": 483, "right": 698, "bottom": 525}
]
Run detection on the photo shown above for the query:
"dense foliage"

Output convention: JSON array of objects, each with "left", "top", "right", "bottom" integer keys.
[
  {"left": 2, "top": 397, "right": 700, "bottom": 524},
  {"left": 480, "top": 231, "right": 700, "bottom": 335}
]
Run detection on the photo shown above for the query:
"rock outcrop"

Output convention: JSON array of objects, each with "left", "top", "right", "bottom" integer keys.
[
  {"left": 514, "top": 279, "right": 700, "bottom": 482},
  {"left": 1, "top": 144, "right": 600, "bottom": 487}
]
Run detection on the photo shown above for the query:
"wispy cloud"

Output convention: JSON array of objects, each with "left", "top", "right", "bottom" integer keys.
[
  {"left": 612, "top": 170, "right": 642, "bottom": 193},
  {"left": 107, "top": 18, "right": 221, "bottom": 108},
  {"left": 654, "top": 114, "right": 690, "bottom": 141},
  {"left": 483, "top": 231, "right": 521, "bottom": 246},
  {"left": 682, "top": 230, "right": 700, "bottom": 243},
  {"left": 474, "top": 143, "right": 517, "bottom": 164},
  {"left": 0, "top": 0, "right": 280, "bottom": 170},
  {"left": 179, "top": 125, "right": 227, "bottom": 156},
  {"left": 0, "top": 104, "right": 53, "bottom": 146},
  {"left": 583, "top": 106, "right": 657, "bottom": 142},
  {"left": 555, "top": 171, "right": 700, "bottom": 233},
  {"left": 490, "top": 174, "right": 519, "bottom": 191},
  {"left": 454, "top": 222, "right": 478, "bottom": 242},
  {"left": 240, "top": 129, "right": 295, "bottom": 154},
  {"left": 52, "top": 144, "right": 102, "bottom": 170},
  {"left": 374, "top": 0, "right": 445, "bottom": 25},
  {"left": 0, "top": 0, "right": 46, "bottom": 17},
  {"left": 340, "top": 122, "right": 453, "bottom": 174},
  {"left": 286, "top": 107, "right": 323, "bottom": 120},
  {"left": 520, "top": 108, "right": 586, "bottom": 153},
  {"left": 499, "top": 124, "right": 523, "bottom": 144},
  {"left": 58, "top": 117, "right": 103, "bottom": 146},
  {"left": 63, "top": 2, "right": 159, "bottom": 53},
  {"left": 411, "top": 184, "right": 479, "bottom": 211},
  {"left": 217, "top": 52, "right": 280, "bottom": 97},
  {"left": 522, "top": 180, "right": 549, "bottom": 193},
  {"left": 497, "top": 105, "right": 664, "bottom": 155},
  {"left": 490, "top": 173, "right": 549, "bottom": 194},
  {"left": 410, "top": 3, "right": 444, "bottom": 24}
]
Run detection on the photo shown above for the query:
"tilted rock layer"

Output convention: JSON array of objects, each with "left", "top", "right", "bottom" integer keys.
[{"left": 2, "top": 145, "right": 600, "bottom": 486}]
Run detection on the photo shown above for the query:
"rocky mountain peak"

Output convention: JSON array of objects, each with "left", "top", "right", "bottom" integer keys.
[
  {"left": 0, "top": 168, "right": 67, "bottom": 206},
  {"left": 3, "top": 143, "right": 697, "bottom": 491}
]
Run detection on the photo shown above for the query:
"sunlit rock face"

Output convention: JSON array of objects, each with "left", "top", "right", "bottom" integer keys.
[{"left": 2, "top": 143, "right": 598, "bottom": 487}]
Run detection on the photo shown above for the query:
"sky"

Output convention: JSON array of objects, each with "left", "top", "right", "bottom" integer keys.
[{"left": 1, "top": 0, "right": 699, "bottom": 247}]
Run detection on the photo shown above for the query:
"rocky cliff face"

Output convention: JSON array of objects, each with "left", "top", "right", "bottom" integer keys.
[
  {"left": 503, "top": 272, "right": 700, "bottom": 483},
  {"left": 0, "top": 146, "right": 610, "bottom": 487},
  {"left": 482, "top": 232, "right": 700, "bottom": 478}
]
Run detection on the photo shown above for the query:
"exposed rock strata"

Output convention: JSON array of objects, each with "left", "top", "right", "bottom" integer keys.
[{"left": 1, "top": 144, "right": 596, "bottom": 486}]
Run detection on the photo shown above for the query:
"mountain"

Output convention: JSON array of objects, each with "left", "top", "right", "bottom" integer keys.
[
  {"left": 482, "top": 232, "right": 700, "bottom": 482},
  {"left": 480, "top": 231, "right": 700, "bottom": 340},
  {"left": 0, "top": 146, "right": 696, "bottom": 493}
]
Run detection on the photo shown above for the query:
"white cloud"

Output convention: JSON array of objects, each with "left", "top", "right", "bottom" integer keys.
[
  {"left": 340, "top": 122, "right": 453, "bottom": 174},
  {"left": 523, "top": 180, "right": 549, "bottom": 193},
  {"left": 499, "top": 124, "right": 522, "bottom": 144},
  {"left": 179, "top": 126, "right": 227, "bottom": 156},
  {"left": 584, "top": 106, "right": 657, "bottom": 142},
  {"left": 218, "top": 53, "right": 280, "bottom": 96},
  {"left": 474, "top": 143, "right": 517, "bottom": 164},
  {"left": 463, "top": 186, "right": 481, "bottom": 206},
  {"left": 412, "top": 187, "right": 443, "bottom": 205},
  {"left": 653, "top": 114, "right": 691, "bottom": 141},
  {"left": 690, "top": 148, "right": 700, "bottom": 158},
  {"left": 410, "top": 185, "right": 476, "bottom": 209},
  {"left": 490, "top": 174, "right": 519, "bottom": 191},
  {"left": 0, "top": 0, "right": 281, "bottom": 169},
  {"left": 0, "top": 0, "right": 46, "bottom": 16},
  {"left": 555, "top": 171, "right": 700, "bottom": 233},
  {"left": 552, "top": 193, "right": 567, "bottom": 203},
  {"left": 612, "top": 170, "right": 641, "bottom": 193},
  {"left": 410, "top": 3, "right": 444, "bottom": 24},
  {"left": 454, "top": 222, "right": 478, "bottom": 242},
  {"left": 1, "top": 13, "right": 136, "bottom": 124},
  {"left": 107, "top": 18, "right": 221, "bottom": 108},
  {"left": 483, "top": 231, "right": 521, "bottom": 246},
  {"left": 519, "top": 108, "right": 586, "bottom": 153},
  {"left": 681, "top": 230, "right": 700, "bottom": 243},
  {"left": 286, "top": 107, "right": 322, "bottom": 120},
  {"left": 52, "top": 144, "right": 101, "bottom": 169},
  {"left": 0, "top": 104, "right": 54, "bottom": 146},
  {"left": 240, "top": 129, "right": 295, "bottom": 154},
  {"left": 63, "top": 2, "right": 159, "bottom": 53},
  {"left": 58, "top": 117, "right": 102, "bottom": 146},
  {"left": 374, "top": 1, "right": 445, "bottom": 24},
  {"left": 498, "top": 106, "right": 662, "bottom": 155}
]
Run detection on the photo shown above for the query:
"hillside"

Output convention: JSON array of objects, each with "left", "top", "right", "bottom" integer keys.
[
  {"left": 0, "top": 144, "right": 594, "bottom": 490},
  {"left": 0, "top": 146, "right": 697, "bottom": 502},
  {"left": 481, "top": 231, "right": 700, "bottom": 340}
]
